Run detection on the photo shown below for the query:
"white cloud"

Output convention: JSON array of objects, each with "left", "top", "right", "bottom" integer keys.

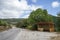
[
  {"left": 0, "top": 0, "right": 43, "bottom": 18},
  {"left": 52, "top": 1, "right": 60, "bottom": 8},
  {"left": 22, "top": 14, "right": 30, "bottom": 18}
]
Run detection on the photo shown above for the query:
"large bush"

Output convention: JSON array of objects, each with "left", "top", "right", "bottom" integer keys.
[
  {"left": 0, "top": 20, "right": 11, "bottom": 31},
  {"left": 56, "top": 13, "right": 60, "bottom": 32},
  {"left": 27, "top": 8, "right": 53, "bottom": 31},
  {"left": 28, "top": 8, "right": 53, "bottom": 25},
  {"left": 16, "top": 19, "right": 28, "bottom": 28},
  {"left": 0, "top": 20, "right": 8, "bottom": 26},
  {"left": 27, "top": 24, "right": 37, "bottom": 30}
]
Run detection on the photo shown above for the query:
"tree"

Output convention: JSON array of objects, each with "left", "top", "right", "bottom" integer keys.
[
  {"left": 27, "top": 8, "right": 53, "bottom": 30},
  {"left": 16, "top": 19, "right": 28, "bottom": 28},
  {"left": 56, "top": 12, "right": 60, "bottom": 31},
  {"left": 28, "top": 8, "right": 53, "bottom": 25},
  {"left": 57, "top": 12, "right": 60, "bottom": 16}
]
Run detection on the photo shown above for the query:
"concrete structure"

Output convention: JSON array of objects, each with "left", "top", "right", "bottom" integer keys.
[{"left": 37, "top": 22, "right": 55, "bottom": 32}]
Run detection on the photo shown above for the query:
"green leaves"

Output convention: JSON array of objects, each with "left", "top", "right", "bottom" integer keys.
[
  {"left": 29, "top": 8, "right": 53, "bottom": 25},
  {"left": 55, "top": 12, "right": 60, "bottom": 31},
  {"left": 16, "top": 19, "right": 28, "bottom": 28},
  {"left": 0, "top": 20, "right": 8, "bottom": 26}
]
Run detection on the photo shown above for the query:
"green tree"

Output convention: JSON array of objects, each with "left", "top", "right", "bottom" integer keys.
[
  {"left": 28, "top": 8, "right": 53, "bottom": 30},
  {"left": 28, "top": 8, "right": 53, "bottom": 25},
  {"left": 16, "top": 19, "right": 28, "bottom": 28},
  {"left": 56, "top": 13, "right": 60, "bottom": 31}
]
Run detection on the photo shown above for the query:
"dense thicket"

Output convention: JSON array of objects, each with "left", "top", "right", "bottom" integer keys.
[
  {"left": 16, "top": 8, "right": 53, "bottom": 30},
  {"left": 56, "top": 13, "right": 60, "bottom": 31}
]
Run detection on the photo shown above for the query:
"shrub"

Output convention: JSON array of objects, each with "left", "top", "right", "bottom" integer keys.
[
  {"left": 56, "top": 27, "right": 60, "bottom": 32},
  {"left": 16, "top": 19, "right": 28, "bottom": 28},
  {"left": 26, "top": 25, "right": 33, "bottom": 30},
  {"left": 27, "top": 24, "right": 38, "bottom": 30}
]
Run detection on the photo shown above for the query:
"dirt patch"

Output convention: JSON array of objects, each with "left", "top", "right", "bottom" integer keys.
[
  {"left": 0, "top": 26, "right": 11, "bottom": 32},
  {"left": 51, "top": 34, "right": 60, "bottom": 40}
]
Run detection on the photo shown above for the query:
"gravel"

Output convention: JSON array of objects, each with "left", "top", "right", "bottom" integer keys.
[{"left": 0, "top": 28, "right": 59, "bottom": 40}]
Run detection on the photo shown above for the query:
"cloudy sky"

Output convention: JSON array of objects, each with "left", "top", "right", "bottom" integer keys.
[{"left": 0, "top": 0, "right": 60, "bottom": 18}]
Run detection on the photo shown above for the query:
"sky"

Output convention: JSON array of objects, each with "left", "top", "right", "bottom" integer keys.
[{"left": 0, "top": 0, "right": 60, "bottom": 18}]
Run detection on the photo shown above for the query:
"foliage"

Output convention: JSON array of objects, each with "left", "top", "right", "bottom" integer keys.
[
  {"left": 16, "top": 8, "right": 54, "bottom": 31},
  {"left": 0, "top": 20, "right": 12, "bottom": 31},
  {"left": 0, "top": 20, "right": 8, "bottom": 26},
  {"left": 28, "top": 8, "right": 53, "bottom": 25},
  {"left": 27, "top": 8, "right": 53, "bottom": 30},
  {"left": 27, "top": 25, "right": 33, "bottom": 30},
  {"left": 0, "top": 18, "right": 24, "bottom": 25},
  {"left": 16, "top": 19, "right": 28, "bottom": 28},
  {"left": 27, "top": 24, "right": 37, "bottom": 30},
  {"left": 56, "top": 13, "right": 60, "bottom": 32}
]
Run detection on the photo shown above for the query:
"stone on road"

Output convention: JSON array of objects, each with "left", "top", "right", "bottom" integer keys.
[{"left": 0, "top": 28, "right": 58, "bottom": 40}]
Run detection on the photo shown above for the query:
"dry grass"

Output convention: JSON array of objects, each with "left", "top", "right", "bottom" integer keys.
[{"left": 0, "top": 26, "right": 11, "bottom": 32}]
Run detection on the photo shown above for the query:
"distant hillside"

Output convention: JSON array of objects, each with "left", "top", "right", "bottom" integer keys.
[
  {"left": 0, "top": 16, "right": 58, "bottom": 25},
  {"left": 0, "top": 18, "right": 25, "bottom": 25}
]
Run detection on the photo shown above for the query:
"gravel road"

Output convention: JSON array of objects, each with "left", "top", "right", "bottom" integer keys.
[{"left": 0, "top": 28, "right": 59, "bottom": 40}]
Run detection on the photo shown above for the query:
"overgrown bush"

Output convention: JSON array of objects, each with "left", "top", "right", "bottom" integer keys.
[
  {"left": 16, "top": 19, "right": 28, "bottom": 28},
  {"left": 0, "top": 20, "right": 12, "bottom": 31},
  {"left": 0, "top": 20, "right": 7, "bottom": 26},
  {"left": 27, "top": 24, "right": 38, "bottom": 30},
  {"left": 26, "top": 25, "right": 33, "bottom": 30},
  {"left": 56, "top": 27, "right": 60, "bottom": 32}
]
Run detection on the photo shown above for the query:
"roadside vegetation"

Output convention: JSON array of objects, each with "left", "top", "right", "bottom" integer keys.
[
  {"left": 16, "top": 8, "right": 60, "bottom": 32},
  {"left": 0, "top": 8, "right": 60, "bottom": 32},
  {"left": 0, "top": 20, "right": 11, "bottom": 32},
  {"left": 56, "top": 13, "right": 60, "bottom": 32}
]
